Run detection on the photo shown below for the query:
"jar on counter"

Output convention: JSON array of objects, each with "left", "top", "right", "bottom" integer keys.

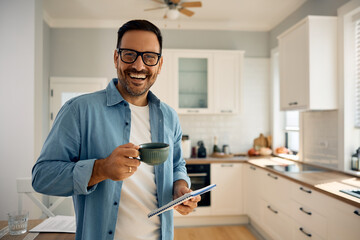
[{"left": 351, "top": 147, "right": 360, "bottom": 171}]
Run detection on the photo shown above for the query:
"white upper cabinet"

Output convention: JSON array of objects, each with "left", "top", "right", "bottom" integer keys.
[
  {"left": 213, "top": 52, "right": 242, "bottom": 114},
  {"left": 154, "top": 49, "right": 244, "bottom": 114},
  {"left": 277, "top": 16, "right": 337, "bottom": 111},
  {"left": 174, "top": 51, "right": 214, "bottom": 114}
]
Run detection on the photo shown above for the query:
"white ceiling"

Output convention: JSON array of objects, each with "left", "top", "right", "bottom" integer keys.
[{"left": 43, "top": 0, "right": 307, "bottom": 31}]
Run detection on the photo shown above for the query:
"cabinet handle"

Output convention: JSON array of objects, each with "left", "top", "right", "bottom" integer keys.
[
  {"left": 249, "top": 166, "right": 256, "bottom": 171},
  {"left": 188, "top": 173, "right": 207, "bottom": 177},
  {"left": 221, "top": 164, "right": 233, "bottom": 167},
  {"left": 299, "top": 207, "right": 312, "bottom": 215},
  {"left": 187, "top": 109, "right": 199, "bottom": 113},
  {"left": 354, "top": 210, "right": 360, "bottom": 216},
  {"left": 220, "top": 110, "right": 233, "bottom": 113},
  {"left": 299, "top": 227, "right": 312, "bottom": 237},
  {"left": 299, "top": 186, "right": 312, "bottom": 194},
  {"left": 267, "top": 205, "right": 278, "bottom": 214},
  {"left": 267, "top": 173, "right": 278, "bottom": 180},
  {"left": 288, "top": 101, "right": 298, "bottom": 106}
]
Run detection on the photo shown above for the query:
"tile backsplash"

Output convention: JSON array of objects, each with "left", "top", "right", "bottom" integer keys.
[
  {"left": 302, "top": 110, "right": 338, "bottom": 169},
  {"left": 178, "top": 58, "right": 271, "bottom": 155}
]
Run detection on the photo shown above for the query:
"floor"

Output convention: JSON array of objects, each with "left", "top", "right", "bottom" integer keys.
[{"left": 174, "top": 225, "right": 262, "bottom": 240}]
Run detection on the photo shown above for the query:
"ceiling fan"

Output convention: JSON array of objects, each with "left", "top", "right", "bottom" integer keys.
[{"left": 144, "top": 0, "right": 202, "bottom": 20}]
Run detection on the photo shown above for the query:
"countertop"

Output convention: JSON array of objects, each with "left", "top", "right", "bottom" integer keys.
[{"left": 186, "top": 156, "right": 360, "bottom": 208}]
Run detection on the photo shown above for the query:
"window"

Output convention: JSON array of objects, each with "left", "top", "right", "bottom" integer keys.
[
  {"left": 285, "top": 111, "right": 299, "bottom": 154},
  {"left": 355, "top": 15, "right": 360, "bottom": 127}
]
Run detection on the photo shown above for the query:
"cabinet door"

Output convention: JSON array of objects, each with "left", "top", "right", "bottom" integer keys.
[
  {"left": 174, "top": 51, "right": 214, "bottom": 114},
  {"left": 211, "top": 163, "right": 243, "bottom": 215},
  {"left": 261, "top": 199, "right": 294, "bottom": 240},
  {"left": 213, "top": 52, "right": 241, "bottom": 114},
  {"left": 262, "top": 171, "right": 292, "bottom": 213},
  {"left": 243, "top": 164, "right": 265, "bottom": 224},
  {"left": 151, "top": 50, "right": 176, "bottom": 108},
  {"left": 327, "top": 201, "right": 360, "bottom": 240},
  {"left": 279, "top": 21, "right": 309, "bottom": 110}
]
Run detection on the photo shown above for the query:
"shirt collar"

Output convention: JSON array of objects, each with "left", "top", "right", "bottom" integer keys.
[{"left": 106, "top": 78, "right": 161, "bottom": 107}]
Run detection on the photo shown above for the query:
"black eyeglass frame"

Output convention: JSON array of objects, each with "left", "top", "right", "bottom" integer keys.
[{"left": 116, "top": 48, "right": 162, "bottom": 66}]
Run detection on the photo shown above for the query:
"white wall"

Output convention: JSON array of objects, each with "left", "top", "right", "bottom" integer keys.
[{"left": 0, "top": 0, "right": 43, "bottom": 220}]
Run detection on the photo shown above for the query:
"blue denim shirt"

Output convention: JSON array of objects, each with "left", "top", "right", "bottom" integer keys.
[{"left": 32, "top": 78, "right": 190, "bottom": 240}]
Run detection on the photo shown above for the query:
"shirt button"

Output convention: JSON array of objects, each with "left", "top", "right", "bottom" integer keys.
[
  {"left": 114, "top": 202, "right": 118, "bottom": 205},
  {"left": 108, "top": 230, "right": 113, "bottom": 235},
  {"left": 125, "top": 122, "right": 129, "bottom": 126},
  {"left": 124, "top": 103, "right": 127, "bottom": 107}
]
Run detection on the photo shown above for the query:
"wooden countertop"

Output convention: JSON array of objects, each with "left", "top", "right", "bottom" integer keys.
[
  {"left": 247, "top": 157, "right": 360, "bottom": 208},
  {"left": 185, "top": 156, "right": 360, "bottom": 208}
]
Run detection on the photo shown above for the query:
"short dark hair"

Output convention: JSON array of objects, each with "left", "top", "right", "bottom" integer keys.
[{"left": 116, "top": 19, "right": 163, "bottom": 54}]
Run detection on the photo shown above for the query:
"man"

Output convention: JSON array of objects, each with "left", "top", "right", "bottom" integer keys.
[{"left": 32, "top": 19, "right": 200, "bottom": 240}]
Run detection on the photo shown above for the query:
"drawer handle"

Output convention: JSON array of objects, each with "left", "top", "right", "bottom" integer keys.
[
  {"left": 299, "top": 227, "right": 312, "bottom": 237},
  {"left": 354, "top": 210, "right": 360, "bottom": 216},
  {"left": 187, "top": 110, "right": 199, "bottom": 113},
  {"left": 250, "top": 166, "right": 256, "bottom": 171},
  {"left": 288, "top": 101, "right": 298, "bottom": 106},
  {"left": 188, "top": 173, "right": 207, "bottom": 177},
  {"left": 300, "top": 186, "right": 312, "bottom": 194},
  {"left": 221, "top": 164, "right": 234, "bottom": 167},
  {"left": 267, "top": 205, "right": 278, "bottom": 214},
  {"left": 300, "top": 207, "right": 312, "bottom": 215},
  {"left": 267, "top": 173, "right": 278, "bottom": 180}
]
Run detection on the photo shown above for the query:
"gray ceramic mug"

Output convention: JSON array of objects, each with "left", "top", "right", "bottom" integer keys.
[{"left": 138, "top": 143, "right": 170, "bottom": 165}]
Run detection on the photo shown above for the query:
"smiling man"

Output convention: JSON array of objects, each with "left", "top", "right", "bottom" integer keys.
[{"left": 32, "top": 20, "right": 200, "bottom": 240}]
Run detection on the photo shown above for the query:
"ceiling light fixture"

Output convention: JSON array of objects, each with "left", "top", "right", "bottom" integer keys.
[{"left": 166, "top": 9, "right": 180, "bottom": 20}]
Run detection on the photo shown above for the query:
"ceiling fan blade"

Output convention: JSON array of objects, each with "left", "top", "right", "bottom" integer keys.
[
  {"left": 171, "top": 0, "right": 181, "bottom": 4},
  {"left": 179, "top": 8, "right": 194, "bottom": 17},
  {"left": 144, "top": 6, "right": 168, "bottom": 11},
  {"left": 152, "top": 0, "right": 165, "bottom": 4},
  {"left": 181, "top": 1, "right": 202, "bottom": 8}
]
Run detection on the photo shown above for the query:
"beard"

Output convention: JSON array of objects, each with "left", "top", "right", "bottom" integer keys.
[{"left": 117, "top": 67, "right": 157, "bottom": 97}]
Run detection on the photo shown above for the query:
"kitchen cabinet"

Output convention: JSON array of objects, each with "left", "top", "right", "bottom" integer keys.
[
  {"left": 210, "top": 163, "right": 243, "bottom": 215},
  {"left": 155, "top": 49, "right": 243, "bottom": 114},
  {"left": 243, "top": 164, "right": 264, "bottom": 224},
  {"left": 261, "top": 199, "right": 293, "bottom": 240},
  {"left": 278, "top": 16, "right": 337, "bottom": 111},
  {"left": 327, "top": 197, "right": 360, "bottom": 240}
]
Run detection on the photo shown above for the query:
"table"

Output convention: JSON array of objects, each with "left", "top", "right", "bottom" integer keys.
[{"left": 0, "top": 220, "right": 75, "bottom": 240}]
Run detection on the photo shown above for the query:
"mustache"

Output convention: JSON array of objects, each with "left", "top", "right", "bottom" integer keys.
[{"left": 124, "top": 69, "right": 149, "bottom": 75}]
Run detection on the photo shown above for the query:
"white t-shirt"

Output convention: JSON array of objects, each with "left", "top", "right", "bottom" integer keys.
[{"left": 114, "top": 103, "right": 160, "bottom": 240}]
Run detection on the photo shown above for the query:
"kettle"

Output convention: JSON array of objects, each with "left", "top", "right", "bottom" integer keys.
[{"left": 197, "top": 141, "right": 207, "bottom": 158}]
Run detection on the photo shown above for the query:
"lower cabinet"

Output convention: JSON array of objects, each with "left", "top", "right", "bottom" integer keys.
[
  {"left": 261, "top": 199, "right": 293, "bottom": 240},
  {"left": 211, "top": 163, "right": 243, "bottom": 215},
  {"left": 244, "top": 163, "right": 360, "bottom": 240}
]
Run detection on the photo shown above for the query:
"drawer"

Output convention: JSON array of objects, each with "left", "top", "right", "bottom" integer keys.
[
  {"left": 293, "top": 220, "right": 325, "bottom": 240},
  {"left": 261, "top": 200, "right": 293, "bottom": 240},
  {"left": 291, "top": 200, "right": 327, "bottom": 237},
  {"left": 291, "top": 183, "right": 329, "bottom": 216}
]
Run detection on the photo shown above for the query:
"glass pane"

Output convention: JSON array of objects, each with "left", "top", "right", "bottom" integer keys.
[
  {"left": 178, "top": 58, "right": 208, "bottom": 108},
  {"left": 61, "top": 92, "right": 89, "bottom": 106}
]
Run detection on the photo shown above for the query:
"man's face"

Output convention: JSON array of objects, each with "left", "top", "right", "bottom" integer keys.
[{"left": 114, "top": 30, "right": 163, "bottom": 98}]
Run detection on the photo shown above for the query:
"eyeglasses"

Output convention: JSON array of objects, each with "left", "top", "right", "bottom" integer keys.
[{"left": 116, "top": 48, "right": 161, "bottom": 66}]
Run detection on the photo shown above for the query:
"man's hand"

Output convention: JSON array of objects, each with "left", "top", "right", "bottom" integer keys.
[
  {"left": 88, "top": 143, "right": 141, "bottom": 187},
  {"left": 173, "top": 180, "right": 201, "bottom": 215}
]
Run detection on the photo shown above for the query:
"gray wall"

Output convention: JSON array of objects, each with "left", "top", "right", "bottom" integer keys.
[
  {"left": 49, "top": 28, "right": 270, "bottom": 80},
  {"left": 269, "top": 0, "right": 350, "bottom": 49}
]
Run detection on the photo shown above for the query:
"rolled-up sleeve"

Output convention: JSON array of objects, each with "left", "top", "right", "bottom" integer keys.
[{"left": 32, "top": 101, "right": 97, "bottom": 196}]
